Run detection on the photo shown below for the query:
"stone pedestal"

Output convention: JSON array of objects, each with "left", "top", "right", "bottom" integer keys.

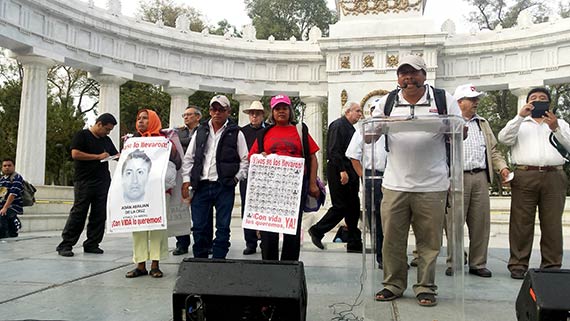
[{"left": 15, "top": 56, "right": 53, "bottom": 185}]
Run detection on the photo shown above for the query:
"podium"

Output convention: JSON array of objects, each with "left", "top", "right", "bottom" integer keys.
[{"left": 360, "top": 115, "right": 466, "bottom": 321}]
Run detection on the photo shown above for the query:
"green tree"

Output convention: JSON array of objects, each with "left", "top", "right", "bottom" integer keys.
[
  {"left": 210, "top": 19, "right": 241, "bottom": 37},
  {"left": 466, "top": 0, "right": 549, "bottom": 30},
  {"left": 0, "top": 80, "right": 22, "bottom": 160},
  {"left": 137, "top": 0, "right": 206, "bottom": 31},
  {"left": 119, "top": 81, "right": 171, "bottom": 138},
  {"left": 244, "top": 0, "right": 337, "bottom": 40}
]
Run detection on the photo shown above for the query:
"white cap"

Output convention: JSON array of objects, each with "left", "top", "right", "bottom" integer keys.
[
  {"left": 453, "top": 84, "right": 484, "bottom": 100},
  {"left": 209, "top": 95, "right": 231, "bottom": 108},
  {"left": 397, "top": 55, "right": 427, "bottom": 73}
]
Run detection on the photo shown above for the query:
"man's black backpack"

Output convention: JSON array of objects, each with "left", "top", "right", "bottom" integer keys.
[
  {"left": 383, "top": 86, "right": 448, "bottom": 152},
  {"left": 9, "top": 173, "right": 36, "bottom": 207},
  {"left": 383, "top": 85, "right": 448, "bottom": 117}
]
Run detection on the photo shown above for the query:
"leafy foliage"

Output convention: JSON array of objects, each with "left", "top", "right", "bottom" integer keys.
[
  {"left": 466, "top": 0, "right": 548, "bottom": 30},
  {"left": 119, "top": 81, "right": 171, "bottom": 137},
  {"left": 137, "top": 0, "right": 206, "bottom": 31},
  {"left": 244, "top": 0, "right": 337, "bottom": 40}
]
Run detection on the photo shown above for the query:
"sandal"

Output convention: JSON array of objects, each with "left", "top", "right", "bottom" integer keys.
[
  {"left": 375, "top": 288, "right": 400, "bottom": 301},
  {"left": 149, "top": 268, "right": 163, "bottom": 278},
  {"left": 125, "top": 268, "right": 148, "bottom": 278},
  {"left": 417, "top": 293, "right": 437, "bottom": 307}
]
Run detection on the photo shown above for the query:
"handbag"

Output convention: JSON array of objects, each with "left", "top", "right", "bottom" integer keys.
[
  {"left": 303, "top": 176, "right": 326, "bottom": 212},
  {"left": 296, "top": 123, "right": 326, "bottom": 212}
]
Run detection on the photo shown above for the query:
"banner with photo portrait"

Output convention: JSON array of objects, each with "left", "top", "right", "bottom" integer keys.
[
  {"left": 106, "top": 136, "right": 171, "bottom": 234},
  {"left": 243, "top": 154, "right": 304, "bottom": 235}
]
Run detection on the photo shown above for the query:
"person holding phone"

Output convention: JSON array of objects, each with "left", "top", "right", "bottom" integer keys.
[{"left": 498, "top": 87, "right": 570, "bottom": 280}]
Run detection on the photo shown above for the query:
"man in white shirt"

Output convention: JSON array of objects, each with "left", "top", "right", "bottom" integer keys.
[
  {"left": 498, "top": 87, "right": 570, "bottom": 279},
  {"left": 346, "top": 100, "right": 387, "bottom": 269},
  {"left": 181, "top": 95, "right": 249, "bottom": 259},
  {"left": 371, "top": 55, "right": 461, "bottom": 307},
  {"left": 445, "top": 84, "right": 510, "bottom": 278}
]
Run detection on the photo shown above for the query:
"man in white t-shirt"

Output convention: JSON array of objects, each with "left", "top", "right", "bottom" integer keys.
[{"left": 371, "top": 55, "right": 461, "bottom": 307}]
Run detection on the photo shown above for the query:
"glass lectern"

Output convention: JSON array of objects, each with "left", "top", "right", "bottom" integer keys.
[{"left": 359, "top": 114, "right": 465, "bottom": 321}]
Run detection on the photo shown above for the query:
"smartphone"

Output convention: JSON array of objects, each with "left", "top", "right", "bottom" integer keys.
[{"left": 531, "top": 101, "right": 549, "bottom": 118}]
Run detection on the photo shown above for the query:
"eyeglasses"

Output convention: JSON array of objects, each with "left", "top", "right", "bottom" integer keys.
[
  {"left": 209, "top": 106, "right": 227, "bottom": 113},
  {"left": 182, "top": 112, "right": 199, "bottom": 117}
]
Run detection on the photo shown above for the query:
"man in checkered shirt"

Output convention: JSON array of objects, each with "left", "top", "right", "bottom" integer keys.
[{"left": 445, "top": 84, "right": 510, "bottom": 278}]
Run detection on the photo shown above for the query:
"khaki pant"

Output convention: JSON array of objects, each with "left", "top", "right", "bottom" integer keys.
[
  {"left": 131, "top": 194, "right": 170, "bottom": 263},
  {"left": 446, "top": 171, "right": 490, "bottom": 269},
  {"left": 132, "top": 229, "right": 169, "bottom": 263},
  {"left": 381, "top": 188, "right": 447, "bottom": 296},
  {"left": 509, "top": 169, "right": 566, "bottom": 271}
]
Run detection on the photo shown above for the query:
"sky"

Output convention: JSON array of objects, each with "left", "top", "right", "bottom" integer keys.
[{"left": 93, "top": 0, "right": 475, "bottom": 33}]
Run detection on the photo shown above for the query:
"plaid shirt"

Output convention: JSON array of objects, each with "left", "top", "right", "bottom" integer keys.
[{"left": 464, "top": 116, "right": 487, "bottom": 171}]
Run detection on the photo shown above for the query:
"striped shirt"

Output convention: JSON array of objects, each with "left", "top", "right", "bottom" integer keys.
[{"left": 0, "top": 173, "right": 24, "bottom": 214}]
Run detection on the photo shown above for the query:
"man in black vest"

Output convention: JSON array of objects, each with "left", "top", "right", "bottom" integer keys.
[
  {"left": 172, "top": 106, "right": 202, "bottom": 256},
  {"left": 181, "top": 95, "right": 249, "bottom": 259},
  {"left": 309, "top": 101, "right": 363, "bottom": 253},
  {"left": 239, "top": 101, "right": 267, "bottom": 255}
]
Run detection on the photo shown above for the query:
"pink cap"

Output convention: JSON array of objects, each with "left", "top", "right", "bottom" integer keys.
[{"left": 270, "top": 94, "right": 291, "bottom": 109}]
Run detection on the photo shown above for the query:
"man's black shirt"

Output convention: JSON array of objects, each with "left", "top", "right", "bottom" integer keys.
[{"left": 71, "top": 129, "right": 118, "bottom": 182}]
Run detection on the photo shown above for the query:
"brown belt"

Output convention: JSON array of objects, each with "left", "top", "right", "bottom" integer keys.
[{"left": 516, "top": 165, "right": 563, "bottom": 172}]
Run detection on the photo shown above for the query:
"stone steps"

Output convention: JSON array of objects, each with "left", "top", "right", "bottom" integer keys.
[{"left": 18, "top": 186, "right": 570, "bottom": 233}]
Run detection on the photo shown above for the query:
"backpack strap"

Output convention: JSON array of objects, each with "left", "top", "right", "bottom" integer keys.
[
  {"left": 431, "top": 86, "right": 448, "bottom": 115},
  {"left": 383, "top": 89, "right": 399, "bottom": 117}
]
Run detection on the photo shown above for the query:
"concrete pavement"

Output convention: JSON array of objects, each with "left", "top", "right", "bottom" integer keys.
[{"left": 2, "top": 215, "right": 570, "bottom": 321}]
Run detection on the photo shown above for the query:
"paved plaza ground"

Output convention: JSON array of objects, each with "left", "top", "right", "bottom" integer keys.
[{"left": 2, "top": 213, "right": 569, "bottom": 321}]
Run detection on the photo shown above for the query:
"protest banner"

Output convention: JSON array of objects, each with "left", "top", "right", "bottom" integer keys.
[
  {"left": 106, "top": 136, "right": 171, "bottom": 233},
  {"left": 161, "top": 129, "right": 191, "bottom": 237},
  {"left": 243, "top": 154, "right": 304, "bottom": 235}
]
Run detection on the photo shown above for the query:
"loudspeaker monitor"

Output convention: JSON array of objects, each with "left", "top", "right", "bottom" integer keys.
[
  {"left": 515, "top": 268, "right": 570, "bottom": 321},
  {"left": 173, "top": 258, "right": 307, "bottom": 321}
]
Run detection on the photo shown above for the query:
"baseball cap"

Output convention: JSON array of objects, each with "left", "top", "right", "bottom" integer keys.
[
  {"left": 209, "top": 95, "right": 231, "bottom": 109},
  {"left": 242, "top": 101, "right": 265, "bottom": 114},
  {"left": 270, "top": 94, "right": 291, "bottom": 109},
  {"left": 453, "top": 84, "right": 484, "bottom": 100},
  {"left": 397, "top": 55, "right": 427, "bottom": 74}
]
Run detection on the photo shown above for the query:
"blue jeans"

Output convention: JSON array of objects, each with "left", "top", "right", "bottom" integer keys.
[{"left": 191, "top": 181, "right": 235, "bottom": 259}]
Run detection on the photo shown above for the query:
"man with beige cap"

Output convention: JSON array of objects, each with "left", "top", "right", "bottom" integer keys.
[
  {"left": 239, "top": 101, "right": 268, "bottom": 255},
  {"left": 371, "top": 54, "right": 461, "bottom": 307},
  {"left": 444, "top": 84, "right": 510, "bottom": 278},
  {"left": 181, "top": 95, "right": 249, "bottom": 259}
]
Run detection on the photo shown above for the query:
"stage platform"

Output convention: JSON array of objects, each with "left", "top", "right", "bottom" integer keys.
[{"left": 1, "top": 218, "right": 569, "bottom": 321}]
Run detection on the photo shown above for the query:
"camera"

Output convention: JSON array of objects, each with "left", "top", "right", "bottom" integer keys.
[{"left": 531, "top": 101, "right": 549, "bottom": 118}]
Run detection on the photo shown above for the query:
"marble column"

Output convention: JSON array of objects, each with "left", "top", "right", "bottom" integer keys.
[
  {"left": 15, "top": 56, "right": 53, "bottom": 185},
  {"left": 233, "top": 94, "right": 262, "bottom": 126},
  {"left": 301, "top": 96, "right": 327, "bottom": 179},
  {"left": 511, "top": 87, "right": 532, "bottom": 112},
  {"left": 91, "top": 74, "right": 128, "bottom": 150},
  {"left": 164, "top": 87, "right": 195, "bottom": 128}
]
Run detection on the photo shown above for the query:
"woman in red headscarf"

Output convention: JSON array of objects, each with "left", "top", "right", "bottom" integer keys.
[{"left": 125, "top": 109, "right": 181, "bottom": 278}]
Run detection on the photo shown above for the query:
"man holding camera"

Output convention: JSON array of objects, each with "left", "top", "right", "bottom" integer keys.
[{"left": 498, "top": 87, "right": 570, "bottom": 279}]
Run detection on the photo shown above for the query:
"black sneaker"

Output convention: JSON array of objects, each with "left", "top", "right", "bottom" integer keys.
[
  {"left": 58, "top": 249, "right": 74, "bottom": 257},
  {"left": 172, "top": 247, "right": 189, "bottom": 256},
  {"left": 346, "top": 241, "right": 363, "bottom": 253},
  {"left": 84, "top": 247, "right": 104, "bottom": 254},
  {"left": 242, "top": 247, "right": 256, "bottom": 255}
]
